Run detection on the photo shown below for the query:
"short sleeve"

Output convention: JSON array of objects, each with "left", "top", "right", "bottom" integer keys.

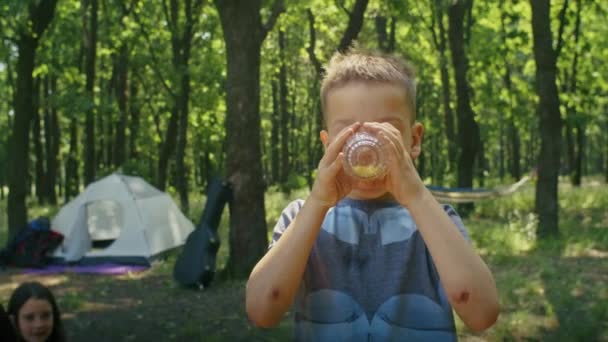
[
  {"left": 442, "top": 204, "right": 470, "bottom": 242},
  {"left": 268, "top": 199, "right": 305, "bottom": 249}
]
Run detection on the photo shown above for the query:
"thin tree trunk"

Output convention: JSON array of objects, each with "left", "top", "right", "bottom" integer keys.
[
  {"left": 32, "top": 78, "right": 46, "bottom": 203},
  {"left": 573, "top": 123, "right": 584, "bottom": 186},
  {"left": 509, "top": 117, "right": 521, "bottom": 180},
  {"left": 270, "top": 80, "right": 280, "bottom": 184},
  {"left": 113, "top": 44, "right": 128, "bottom": 167},
  {"left": 129, "top": 79, "right": 140, "bottom": 159},
  {"left": 448, "top": 0, "right": 479, "bottom": 214},
  {"left": 278, "top": 30, "right": 290, "bottom": 185},
  {"left": 44, "top": 76, "right": 59, "bottom": 204},
  {"left": 8, "top": 0, "right": 58, "bottom": 237},
  {"left": 530, "top": 0, "right": 563, "bottom": 238},
  {"left": 431, "top": 0, "right": 457, "bottom": 173},
  {"left": 65, "top": 118, "right": 80, "bottom": 202},
  {"left": 83, "top": 0, "right": 98, "bottom": 185},
  {"left": 375, "top": 15, "right": 396, "bottom": 53}
]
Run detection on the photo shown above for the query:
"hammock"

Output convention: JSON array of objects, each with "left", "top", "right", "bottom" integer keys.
[{"left": 427, "top": 172, "right": 533, "bottom": 204}]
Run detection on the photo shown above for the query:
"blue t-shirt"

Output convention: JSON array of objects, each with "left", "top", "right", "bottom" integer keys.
[{"left": 270, "top": 197, "right": 470, "bottom": 341}]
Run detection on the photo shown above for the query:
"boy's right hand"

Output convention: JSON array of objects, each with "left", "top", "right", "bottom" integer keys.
[{"left": 309, "top": 122, "right": 361, "bottom": 209}]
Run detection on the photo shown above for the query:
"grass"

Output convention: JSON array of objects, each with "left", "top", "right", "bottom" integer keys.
[{"left": 1, "top": 178, "right": 607, "bottom": 341}]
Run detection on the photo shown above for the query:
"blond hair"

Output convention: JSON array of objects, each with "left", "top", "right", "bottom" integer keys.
[{"left": 320, "top": 49, "right": 417, "bottom": 122}]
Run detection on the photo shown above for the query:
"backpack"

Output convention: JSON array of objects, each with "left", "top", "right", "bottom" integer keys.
[{"left": 0, "top": 217, "right": 64, "bottom": 268}]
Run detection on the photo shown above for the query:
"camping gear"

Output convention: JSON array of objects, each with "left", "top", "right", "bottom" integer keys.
[
  {"left": 23, "top": 263, "right": 148, "bottom": 275},
  {"left": 174, "top": 178, "right": 232, "bottom": 288},
  {"left": 428, "top": 170, "right": 534, "bottom": 203},
  {"left": 0, "top": 217, "right": 64, "bottom": 268},
  {"left": 50, "top": 174, "right": 194, "bottom": 265}
]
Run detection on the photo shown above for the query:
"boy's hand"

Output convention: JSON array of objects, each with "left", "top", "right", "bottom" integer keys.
[
  {"left": 364, "top": 122, "right": 427, "bottom": 207},
  {"left": 310, "top": 123, "right": 361, "bottom": 208}
]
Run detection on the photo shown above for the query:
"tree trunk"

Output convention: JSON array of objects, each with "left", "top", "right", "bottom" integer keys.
[
  {"left": 530, "top": 0, "right": 563, "bottom": 238},
  {"left": 113, "top": 44, "right": 128, "bottom": 167},
  {"left": 175, "top": 69, "right": 191, "bottom": 214},
  {"left": 431, "top": 0, "right": 457, "bottom": 174},
  {"left": 374, "top": 15, "right": 396, "bottom": 53},
  {"left": 129, "top": 79, "right": 140, "bottom": 159},
  {"left": 65, "top": 119, "right": 79, "bottom": 202},
  {"left": 270, "top": 80, "right": 280, "bottom": 184},
  {"left": 448, "top": 0, "right": 479, "bottom": 214},
  {"left": 32, "top": 78, "right": 46, "bottom": 203},
  {"left": 7, "top": 0, "right": 58, "bottom": 237},
  {"left": 44, "top": 76, "right": 59, "bottom": 204},
  {"left": 573, "top": 123, "right": 584, "bottom": 186},
  {"left": 173, "top": 0, "right": 203, "bottom": 215},
  {"left": 157, "top": 108, "right": 179, "bottom": 190},
  {"left": 215, "top": 0, "right": 283, "bottom": 277},
  {"left": 83, "top": 0, "right": 98, "bottom": 185},
  {"left": 509, "top": 117, "right": 521, "bottom": 180},
  {"left": 279, "top": 30, "right": 290, "bottom": 185}
]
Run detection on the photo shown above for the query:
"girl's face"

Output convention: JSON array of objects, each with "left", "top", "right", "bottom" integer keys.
[{"left": 15, "top": 298, "right": 54, "bottom": 342}]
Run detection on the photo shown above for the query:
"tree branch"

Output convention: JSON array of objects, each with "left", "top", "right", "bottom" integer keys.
[
  {"left": 306, "top": 9, "right": 324, "bottom": 78},
  {"left": 261, "top": 0, "right": 285, "bottom": 41},
  {"left": 337, "top": 0, "right": 369, "bottom": 53},
  {"left": 131, "top": 7, "right": 176, "bottom": 98},
  {"left": 335, "top": 0, "right": 350, "bottom": 16},
  {"left": 555, "top": 0, "right": 569, "bottom": 58}
]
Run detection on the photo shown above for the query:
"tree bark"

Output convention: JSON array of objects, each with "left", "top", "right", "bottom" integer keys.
[
  {"left": 129, "top": 79, "right": 140, "bottom": 159},
  {"left": 43, "top": 76, "right": 59, "bottom": 204},
  {"left": 113, "top": 44, "right": 128, "bottom": 167},
  {"left": 530, "top": 0, "right": 563, "bottom": 238},
  {"left": 83, "top": 0, "right": 98, "bottom": 185},
  {"left": 32, "top": 78, "right": 46, "bottom": 203},
  {"left": 215, "top": 0, "right": 284, "bottom": 277},
  {"left": 7, "top": 0, "right": 58, "bottom": 237},
  {"left": 271, "top": 80, "right": 280, "bottom": 184},
  {"left": 337, "top": 0, "right": 370, "bottom": 53},
  {"left": 64, "top": 118, "right": 80, "bottom": 202},
  {"left": 278, "top": 30, "right": 290, "bottom": 185},
  {"left": 375, "top": 15, "right": 396, "bottom": 53},
  {"left": 432, "top": 0, "right": 457, "bottom": 173},
  {"left": 448, "top": 0, "right": 480, "bottom": 214}
]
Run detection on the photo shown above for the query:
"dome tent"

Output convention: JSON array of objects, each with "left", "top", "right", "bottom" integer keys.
[{"left": 51, "top": 174, "right": 194, "bottom": 265}]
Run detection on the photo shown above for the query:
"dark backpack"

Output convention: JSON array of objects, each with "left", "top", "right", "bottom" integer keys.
[{"left": 0, "top": 217, "right": 64, "bottom": 268}]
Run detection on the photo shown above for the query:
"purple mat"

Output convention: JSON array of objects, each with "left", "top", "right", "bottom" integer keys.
[{"left": 23, "top": 263, "right": 149, "bottom": 275}]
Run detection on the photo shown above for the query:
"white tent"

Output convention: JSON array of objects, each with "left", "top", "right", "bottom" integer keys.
[{"left": 51, "top": 174, "right": 194, "bottom": 265}]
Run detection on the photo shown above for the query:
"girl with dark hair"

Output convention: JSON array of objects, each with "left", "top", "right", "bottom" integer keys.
[{"left": 7, "top": 281, "right": 66, "bottom": 342}]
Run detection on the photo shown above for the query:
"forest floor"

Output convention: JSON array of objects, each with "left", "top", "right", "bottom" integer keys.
[{"left": 1, "top": 179, "right": 607, "bottom": 341}]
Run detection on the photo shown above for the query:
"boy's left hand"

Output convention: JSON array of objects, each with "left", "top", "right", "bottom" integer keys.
[{"left": 363, "top": 122, "right": 427, "bottom": 207}]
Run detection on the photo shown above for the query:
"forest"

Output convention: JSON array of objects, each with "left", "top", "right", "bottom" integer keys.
[
  {"left": 2, "top": 0, "right": 606, "bottom": 274},
  {"left": 0, "top": 1, "right": 607, "bottom": 340}
]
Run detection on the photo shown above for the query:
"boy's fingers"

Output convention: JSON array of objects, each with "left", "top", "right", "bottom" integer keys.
[
  {"left": 327, "top": 152, "right": 345, "bottom": 177},
  {"left": 363, "top": 122, "right": 404, "bottom": 153},
  {"left": 321, "top": 122, "right": 360, "bottom": 166}
]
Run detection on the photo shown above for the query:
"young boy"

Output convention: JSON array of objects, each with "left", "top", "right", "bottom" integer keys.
[{"left": 246, "top": 50, "right": 499, "bottom": 340}]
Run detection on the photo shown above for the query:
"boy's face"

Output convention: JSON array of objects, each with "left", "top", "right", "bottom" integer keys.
[{"left": 321, "top": 82, "right": 423, "bottom": 200}]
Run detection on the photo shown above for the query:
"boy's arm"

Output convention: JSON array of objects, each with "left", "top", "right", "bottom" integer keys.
[
  {"left": 246, "top": 198, "right": 328, "bottom": 327},
  {"left": 368, "top": 121, "right": 499, "bottom": 331},
  {"left": 407, "top": 189, "right": 500, "bottom": 332},
  {"left": 246, "top": 122, "right": 360, "bottom": 328}
]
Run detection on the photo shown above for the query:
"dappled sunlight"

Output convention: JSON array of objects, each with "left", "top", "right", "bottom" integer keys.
[
  {"left": 562, "top": 245, "right": 608, "bottom": 258},
  {"left": 0, "top": 273, "right": 70, "bottom": 298}
]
